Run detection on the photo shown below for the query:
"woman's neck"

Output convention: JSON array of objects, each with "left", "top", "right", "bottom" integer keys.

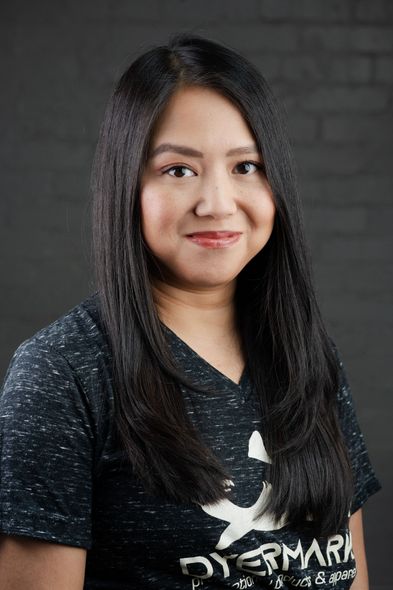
[
  {"left": 152, "top": 279, "right": 238, "bottom": 339},
  {"left": 152, "top": 279, "right": 245, "bottom": 384}
]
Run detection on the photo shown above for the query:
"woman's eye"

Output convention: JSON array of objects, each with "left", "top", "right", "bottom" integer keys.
[
  {"left": 235, "top": 161, "right": 263, "bottom": 175},
  {"left": 165, "top": 166, "right": 195, "bottom": 178}
]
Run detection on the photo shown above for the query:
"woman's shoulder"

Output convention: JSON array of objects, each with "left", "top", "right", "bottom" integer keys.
[
  {"left": 2, "top": 292, "right": 112, "bottom": 400},
  {"left": 16, "top": 291, "right": 107, "bottom": 360}
]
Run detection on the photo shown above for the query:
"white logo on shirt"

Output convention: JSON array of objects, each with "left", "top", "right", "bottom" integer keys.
[{"left": 201, "top": 431, "right": 287, "bottom": 549}]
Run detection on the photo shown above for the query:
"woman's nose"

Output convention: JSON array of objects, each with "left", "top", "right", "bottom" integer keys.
[{"left": 194, "top": 176, "right": 237, "bottom": 219}]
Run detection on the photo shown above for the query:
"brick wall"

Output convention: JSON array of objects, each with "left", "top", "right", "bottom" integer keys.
[{"left": 0, "top": 1, "right": 391, "bottom": 585}]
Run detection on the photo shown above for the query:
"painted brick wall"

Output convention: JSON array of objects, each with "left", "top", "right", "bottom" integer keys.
[{"left": 1, "top": 1, "right": 391, "bottom": 585}]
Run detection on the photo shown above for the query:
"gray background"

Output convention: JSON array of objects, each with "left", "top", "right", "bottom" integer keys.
[{"left": 0, "top": 1, "right": 391, "bottom": 587}]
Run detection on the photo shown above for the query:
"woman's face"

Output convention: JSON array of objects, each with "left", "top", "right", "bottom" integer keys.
[{"left": 140, "top": 86, "right": 276, "bottom": 290}]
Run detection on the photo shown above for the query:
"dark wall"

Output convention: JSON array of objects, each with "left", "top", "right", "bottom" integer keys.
[{"left": 1, "top": 1, "right": 391, "bottom": 587}]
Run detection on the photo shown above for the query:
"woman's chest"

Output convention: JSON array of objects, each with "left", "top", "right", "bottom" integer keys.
[{"left": 87, "top": 411, "right": 356, "bottom": 589}]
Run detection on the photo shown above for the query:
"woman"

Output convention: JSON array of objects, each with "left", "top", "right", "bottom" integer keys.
[{"left": 0, "top": 34, "right": 380, "bottom": 589}]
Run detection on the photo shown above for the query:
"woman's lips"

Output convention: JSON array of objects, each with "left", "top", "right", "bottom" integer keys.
[{"left": 186, "top": 231, "right": 242, "bottom": 249}]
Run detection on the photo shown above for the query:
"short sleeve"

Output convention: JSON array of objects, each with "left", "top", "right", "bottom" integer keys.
[
  {"left": 334, "top": 349, "right": 381, "bottom": 515},
  {"left": 0, "top": 337, "right": 94, "bottom": 548}
]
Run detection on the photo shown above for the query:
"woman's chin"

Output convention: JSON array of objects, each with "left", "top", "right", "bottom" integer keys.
[
  {"left": 149, "top": 259, "right": 244, "bottom": 291},
  {"left": 174, "top": 272, "right": 239, "bottom": 291}
]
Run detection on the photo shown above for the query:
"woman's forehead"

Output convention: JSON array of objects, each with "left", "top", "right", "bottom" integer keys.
[{"left": 149, "top": 86, "right": 258, "bottom": 155}]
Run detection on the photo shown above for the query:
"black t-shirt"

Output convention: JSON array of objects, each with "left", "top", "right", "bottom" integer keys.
[{"left": 0, "top": 293, "right": 381, "bottom": 589}]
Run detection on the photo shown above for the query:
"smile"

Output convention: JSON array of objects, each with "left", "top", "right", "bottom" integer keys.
[{"left": 185, "top": 231, "right": 242, "bottom": 249}]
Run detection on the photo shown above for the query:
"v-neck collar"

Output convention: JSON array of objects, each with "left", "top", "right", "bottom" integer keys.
[{"left": 161, "top": 322, "right": 250, "bottom": 392}]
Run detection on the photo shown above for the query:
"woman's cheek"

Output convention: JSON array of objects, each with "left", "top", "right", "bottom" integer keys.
[{"left": 140, "top": 189, "right": 177, "bottom": 240}]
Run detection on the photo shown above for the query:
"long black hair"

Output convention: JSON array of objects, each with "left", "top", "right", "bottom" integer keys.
[{"left": 91, "top": 33, "right": 353, "bottom": 536}]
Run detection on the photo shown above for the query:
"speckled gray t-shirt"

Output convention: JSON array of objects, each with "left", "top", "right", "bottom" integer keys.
[{"left": 0, "top": 292, "right": 381, "bottom": 589}]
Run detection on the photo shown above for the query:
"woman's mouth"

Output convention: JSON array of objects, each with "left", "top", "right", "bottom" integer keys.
[{"left": 185, "top": 231, "right": 242, "bottom": 249}]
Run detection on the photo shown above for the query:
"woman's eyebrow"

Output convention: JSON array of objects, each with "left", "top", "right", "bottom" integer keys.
[{"left": 149, "top": 143, "right": 260, "bottom": 159}]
